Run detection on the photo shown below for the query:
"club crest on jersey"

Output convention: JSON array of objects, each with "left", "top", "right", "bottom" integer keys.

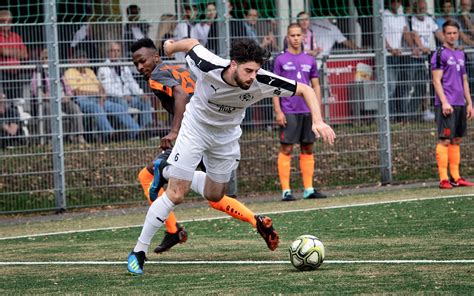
[
  {"left": 273, "top": 88, "right": 282, "bottom": 95},
  {"left": 239, "top": 93, "right": 254, "bottom": 102}
]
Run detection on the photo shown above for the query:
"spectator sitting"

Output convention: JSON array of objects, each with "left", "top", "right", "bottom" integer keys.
[
  {"left": 124, "top": 4, "right": 150, "bottom": 57},
  {"left": 97, "top": 42, "right": 153, "bottom": 130},
  {"left": 0, "top": 10, "right": 28, "bottom": 104},
  {"left": 30, "top": 48, "right": 86, "bottom": 144},
  {"left": 63, "top": 50, "right": 139, "bottom": 141},
  {"left": 155, "top": 14, "right": 177, "bottom": 59},
  {"left": 0, "top": 93, "right": 24, "bottom": 149}
]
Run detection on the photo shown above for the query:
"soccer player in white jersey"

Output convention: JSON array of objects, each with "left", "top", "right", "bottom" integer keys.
[{"left": 127, "top": 38, "right": 336, "bottom": 275}]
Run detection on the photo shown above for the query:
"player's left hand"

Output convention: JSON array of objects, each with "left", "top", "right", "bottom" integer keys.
[
  {"left": 160, "top": 130, "right": 178, "bottom": 150},
  {"left": 467, "top": 104, "right": 474, "bottom": 120},
  {"left": 312, "top": 121, "right": 336, "bottom": 145}
]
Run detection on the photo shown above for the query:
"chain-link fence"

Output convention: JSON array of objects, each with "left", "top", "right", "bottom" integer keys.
[{"left": 1, "top": 0, "right": 473, "bottom": 213}]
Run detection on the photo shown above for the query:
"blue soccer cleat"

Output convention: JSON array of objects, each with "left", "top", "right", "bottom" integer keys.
[
  {"left": 149, "top": 149, "right": 172, "bottom": 202},
  {"left": 127, "top": 251, "right": 147, "bottom": 275}
]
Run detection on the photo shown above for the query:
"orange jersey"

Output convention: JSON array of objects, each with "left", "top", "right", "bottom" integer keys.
[{"left": 148, "top": 63, "right": 196, "bottom": 114}]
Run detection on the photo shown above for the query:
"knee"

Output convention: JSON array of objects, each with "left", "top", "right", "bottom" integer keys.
[
  {"left": 203, "top": 187, "right": 225, "bottom": 202},
  {"left": 165, "top": 187, "right": 189, "bottom": 205},
  {"left": 451, "top": 138, "right": 462, "bottom": 145},
  {"left": 280, "top": 145, "right": 293, "bottom": 155},
  {"left": 439, "top": 139, "right": 450, "bottom": 146},
  {"left": 300, "top": 145, "right": 313, "bottom": 155}
]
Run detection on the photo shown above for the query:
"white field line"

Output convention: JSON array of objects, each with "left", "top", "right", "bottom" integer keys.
[
  {"left": 1, "top": 193, "right": 472, "bottom": 241},
  {"left": 0, "top": 260, "right": 473, "bottom": 266}
]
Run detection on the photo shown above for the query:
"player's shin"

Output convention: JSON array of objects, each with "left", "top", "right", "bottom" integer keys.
[
  {"left": 134, "top": 192, "right": 176, "bottom": 254},
  {"left": 208, "top": 196, "right": 257, "bottom": 227}
]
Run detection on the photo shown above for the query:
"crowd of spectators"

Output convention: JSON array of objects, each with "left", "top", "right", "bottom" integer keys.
[{"left": 0, "top": 1, "right": 473, "bottom": 147}]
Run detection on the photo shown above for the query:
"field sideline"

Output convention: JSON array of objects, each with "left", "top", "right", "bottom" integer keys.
[{"left": 1, "top": 186, "right": 473, "bottom": 294}]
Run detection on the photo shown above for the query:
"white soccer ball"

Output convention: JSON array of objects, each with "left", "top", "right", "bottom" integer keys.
[{"left": 289, "top": 235, "right": 325, "bottom": 271}]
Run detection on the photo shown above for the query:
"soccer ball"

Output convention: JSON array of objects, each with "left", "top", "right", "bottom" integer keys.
[{"left": 289, "top": 235, "right": 325, "bottom": 271}]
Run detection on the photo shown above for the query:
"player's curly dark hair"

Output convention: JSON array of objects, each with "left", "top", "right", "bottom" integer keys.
[
  {"left": 230, "top": 38, "right": 270, "bottom": 65},
  {"left": 130, "top": 38, "right": 157, "bottom": 53}
]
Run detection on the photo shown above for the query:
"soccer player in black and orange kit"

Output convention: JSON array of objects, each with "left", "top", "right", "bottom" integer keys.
[{"left": 130, "top": 38, "right": 277, "bottom": 255}]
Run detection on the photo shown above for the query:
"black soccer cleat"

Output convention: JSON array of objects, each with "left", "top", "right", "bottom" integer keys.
[
  {"left": 304, "top": 189, "right": 327, "bottom": 199},
  {"left": 149, "top": 149, "right": 172, "bottom": 202},
  {"left": 282, "top": 191, "right": 296, "bottom": 202},
  {"left": 154, "top": 224, "right": 188, "bottom": 253},
  {"left": 127, "top": 250, "right": 147, "bottom": 275},
  {"left": 255, "top": 215, "right": 279, "bottom": 251}
]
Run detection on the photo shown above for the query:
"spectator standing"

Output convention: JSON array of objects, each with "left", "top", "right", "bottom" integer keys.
[
  {"left": 0, "top": 10, "right": 28, "bottom": 104},
  {"left": 435, "top": 0, "right": 474, "bottom": 46},
  {"left": 311, "top": 17, "right": 360, "bottom": 57},
  {"left": 0, "top": 93, "right": 23, "bottom": 148},
  {"left": 295, "top": 11, "right": 320, "bottom": 57},
  {"left": 193, "top": 3, "right": 219, "bottom": 53},
  {"left": 124, "top": 5, "right": 150, "bottom": 57},
  {"left": 273, "top": 23, "right": 326, "bottom": 201},
  {"left": 98, "top": 42, "right": 153, "bottom": 130},
  {"left": 155, "top": 14, "right": 177, "bottom": 59},
  {"left": 458, "top": 0, "right": 474, "bottom": 38},
  {"left": 409, "top": 0, "right": 443, "bottom": 120},
  {"left": 30, "top": 48, "right": 86, "bottom": 144},
  {"left": 383, "top": 0, "right": 419, "bottom": 119},
  {"left": 431, "top": 20, "right": 474, "bottom": 189},
  {"left": 173, "top": 4, "right": 199, "bottom": 62}
]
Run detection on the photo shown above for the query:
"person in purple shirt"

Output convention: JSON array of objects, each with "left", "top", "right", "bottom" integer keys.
[
  {"left": 431, "top": 20, "right": 474, "bottom": 189},
  {"left": 273, "top": 23, "right": 327, "bottom": 201}
]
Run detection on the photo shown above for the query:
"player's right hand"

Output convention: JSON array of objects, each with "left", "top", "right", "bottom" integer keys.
[
  {"left": 312, "top": 121, "right": 336, "bottom": 146},
  {"left": 442, "top": 102, "right": 454, "bottom": 117},
  {"left": 163, "top": 39, "right": 174, "bottom": 58},
  {"left": 160, "top": 130, "right": 178, "bottom": 150}
]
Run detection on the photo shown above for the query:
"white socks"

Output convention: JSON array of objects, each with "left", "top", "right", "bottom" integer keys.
[
  {"left": 134, "top": 192, "right": 175, "bottom": 254},
  {"left": 190, "top": 171, "right": 206, "bottom": 197}
]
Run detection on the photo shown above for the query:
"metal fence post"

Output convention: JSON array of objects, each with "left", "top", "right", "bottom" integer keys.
[
  {"left": 44, "top": 0, "right": 66, "bottom": 210},
  {"left": 374, "top": 0, "right": 392, "bottom": 184}
]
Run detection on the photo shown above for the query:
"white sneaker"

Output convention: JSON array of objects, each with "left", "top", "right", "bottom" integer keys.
[{"left": 423, "top": 109, "right": 435, "bottom": 121}]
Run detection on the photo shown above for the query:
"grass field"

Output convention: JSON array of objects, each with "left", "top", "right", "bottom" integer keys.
[{"left": 1, "top": 186, "right": 473, "bottom": 294}]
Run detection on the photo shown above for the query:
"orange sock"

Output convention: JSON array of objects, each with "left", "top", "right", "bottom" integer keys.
[
  {"left": 208, "top": 195, "right": 257, "bottom": 228},
  {"left": 299, "top": 154, "right": 315, "bottom": 190},
  {"left": 138, "top": 167, "right": 153, "bottom": 203},
  {"left": 436, "top": 144, "right": 449, "bottom": 181},
  {"left": 278, "top": 152, "right": 291, "bottom": 191},
  {"left": 448, "top": 144, "right": 461, "bottom": 182},
  {"left": 138, "top": 167, "right": 178, "bottom": 233}
]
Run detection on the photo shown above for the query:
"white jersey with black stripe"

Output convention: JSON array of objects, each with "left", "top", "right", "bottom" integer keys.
[{"left": 184, "top": 44, "right": 297, "bottom": 129}]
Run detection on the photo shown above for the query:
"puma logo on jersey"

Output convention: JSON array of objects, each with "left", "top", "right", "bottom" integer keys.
[
  {"left": 210, "top": 84, "right": 219, "bottom": 93},
  {"left": 268, "top": 77, "right": 275, "bottom": 85},
  {"left": 197, "top": 60, "right": 203, "bottom": 66}
]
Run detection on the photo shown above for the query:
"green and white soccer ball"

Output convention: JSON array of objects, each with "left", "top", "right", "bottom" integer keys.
[{"left": 289, "top": 235, "right": 325, "bottom": 271}]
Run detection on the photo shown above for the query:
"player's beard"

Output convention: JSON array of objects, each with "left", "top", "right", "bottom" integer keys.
[{"left": 233, "top": 72, "right": 253, "bottom": 90}]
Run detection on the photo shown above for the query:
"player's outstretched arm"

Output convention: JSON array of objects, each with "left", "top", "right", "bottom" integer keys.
[
  {"left": 163, "top": 38, "right": 201, "bottom": 58},
  {"left": 295, "top": 82, "right": 336, "bottom": 145}
]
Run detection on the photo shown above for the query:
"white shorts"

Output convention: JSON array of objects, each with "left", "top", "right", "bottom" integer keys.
[{"left": 167, "top": 115, "right": 241, "bottom": 183}]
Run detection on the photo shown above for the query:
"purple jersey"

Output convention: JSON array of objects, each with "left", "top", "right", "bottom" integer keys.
[
  {"left": 431, "top": 47, "right": 467, "bottom": 106},
  {"left": 273, "top": 51, "right": 319, "bottom": 114}
]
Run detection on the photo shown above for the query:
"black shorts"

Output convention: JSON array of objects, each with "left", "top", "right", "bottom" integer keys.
[
  {"left": 279, "top": 113, "right": 316, "bottom": 145},
  {"left": 435, "top": 105, "right": 467, "bottom": 139}
]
